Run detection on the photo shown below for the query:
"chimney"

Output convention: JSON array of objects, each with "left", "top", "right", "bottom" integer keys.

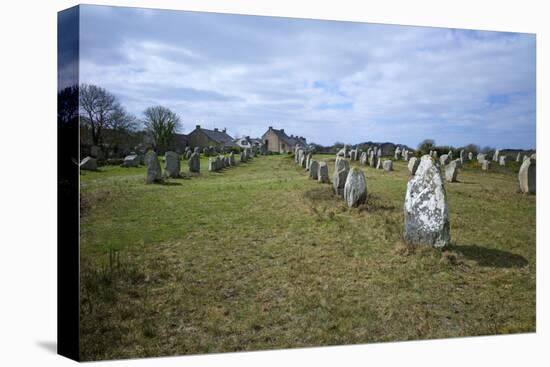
[
  {"left": 246, "top": 136, "right": 250, "bottom": 140},
  {"left": 214, "top": 128, "right": 219, "bottom": 132},
  {"left": 222, "top": 128, "right": 226, "bottom": 133},
  {"left": 268, "top": 126, "right": 273, "bottom": 130},
  {"left": 196, "top": 125, "right": 201, "bottom": 129},
  {"left": 280, "top": 129, "right": 285, "bottom": 133}
]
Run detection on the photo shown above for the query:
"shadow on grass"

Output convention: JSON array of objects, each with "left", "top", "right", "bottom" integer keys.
[
  {"left": 450, "top": 244, "right": 528, "bottom": 268},
  {"left": 158, "top": 181, "right": 182, "bottom": 186}
]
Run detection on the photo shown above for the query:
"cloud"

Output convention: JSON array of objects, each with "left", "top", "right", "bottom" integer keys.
[{"left": 78, "top": 5, "right": 536, "bottom": 148}]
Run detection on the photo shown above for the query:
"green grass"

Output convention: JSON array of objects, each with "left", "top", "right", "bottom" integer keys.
[{"left": 79, "top": 153, "right": 535, "bottom": 361}]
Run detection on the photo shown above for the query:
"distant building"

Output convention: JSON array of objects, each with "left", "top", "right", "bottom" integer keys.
[
  {"left": 234, "top": 136, "right": 263, "bottom": 149},
  {"left": 172, "top": 133, "right": 189, "bottom": 153},
  {"left": 261, "top": 126, "right": 306, "bottom": 154},
  {"left": 187, "top": 125, "right": 236, "bottom": 150}
]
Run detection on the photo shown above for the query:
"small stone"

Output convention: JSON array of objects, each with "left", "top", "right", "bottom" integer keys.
[
  {"left": 164, "top": 151, "right": 180, "bottom": 178},
  {"left": 318, "top": 161, "right": 329, "bottom": 183},
  {"left": 145, "top": 151, "right": 162, "bottom": 183},
  {"left": 408, "top": 157, "right": 420, "bottom": 175},
  {"left": 383, "top": 160, "right": 393, "bottom": 171},
  {"left": 445, "top": 160, "right": 459, "bottom": 182},
  {"left": 309, "top": 160, "right": 319, "bottom": 180},
  {"left": 80, "top": 156, "right": 97, "bottom": 171}
]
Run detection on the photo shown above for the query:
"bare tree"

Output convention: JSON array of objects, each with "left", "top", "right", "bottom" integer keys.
[
  {"left": 79, "top": 84, "right": 123, "bottom": 146},
  {"left": 142, "top": 106, "right": 181, "bottom": 153}
]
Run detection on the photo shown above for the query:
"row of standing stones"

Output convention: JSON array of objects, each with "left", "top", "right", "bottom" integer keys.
[
  {"left": 294, "top": 144, "right": 536, "bottom": 248},
  {"left": 81, "top": 146, "right": 259, "bottom": 184}
]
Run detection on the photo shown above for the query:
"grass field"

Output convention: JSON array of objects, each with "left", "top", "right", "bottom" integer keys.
[{"left": 79, "top": 153, "right": 536, "bottom": 361}]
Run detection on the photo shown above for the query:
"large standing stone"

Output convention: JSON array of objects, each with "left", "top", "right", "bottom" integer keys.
[
  {"left": 229, "top": 152, "right": 235, "bottom": 166},
  {"left": 445, "top": 160, "right": 459, "bottom": 182},
  {"left": 164, "top": 151, "right": 180, "bottom": 178},
  {"left": 309, "top": 160, "right": 319, "bottom": 180},
  {"left": 377, "top": 147, "right": 382, "bottom": 158},
  {"left": 499, "top": 155, "right": 507, "bottom": 166},
  {"left": 145, "top": 151, "right": 162, "bottom": 183},
  {"left": 481, "top": 160, "right": 490, "bottom": 171},
  {"left": 188, "top": 151, "right": 200, "bottom": 173},
  {"left": 306, "top": 153, "right": 312, "bottom": 171},
  {"left": 516, "top": 153, "right": 521, "bottom": 162},
  {"left": 432, "top": 150, "right": 438, "bottom": 159},
  {"left": 122, "top": 154, "right": 140, "bottom": 167},
  {"left": 300, "top": 153, "right": 307, "bottom": 168},
  {"left": 439, "top": 154, "right": 449, "bottom": 166},
  {"left": 518, "top": 158, "right": 536, "bottom": 194},
  {"left": 376, "top": 158, "right": 382, "bottom": 170},
  {"left": 468, "top": 152, "right": 473, "bottom": 161},
  {"left": 403, "top": 155, "right": 450, "bottom": 247},
  {"left": 492, "top": 149, "right": 499, "bottom": 162},
  {"left": 80, "top": 156, "right": 97, "bottom": 171},
  {"left": 185, "top": 150, "right": 192, "bottom": 160},
  {"left": 403, "top": 150, "right": 409, "bottom": 161},
  {"left": 318, "top": 161, "right": 329, "bottom": 183},
  {"left": 459, "top": 149, "right": 464, "bottom": 163},
  {"left": 408, "top": 157, "right": 420, "bottom": 175},
  {"left": 383, "top": 160, "right": 393, "bottom": 171},
  {"left": 333, "top": 157, "right": 350, "bottom": 197},
  {"left": 343, "top": 167, "right": 367, "bottom": 208},
  {"left": 240, "top": 151, "right": 247, "bottom": 162},
  {"left": 477, "top": 153, "right": 486, "bottom": 163}
]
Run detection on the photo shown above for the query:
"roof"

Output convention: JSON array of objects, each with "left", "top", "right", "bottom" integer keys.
[{"left": 195, "top": 127, "right": 236, "bottom": 146}]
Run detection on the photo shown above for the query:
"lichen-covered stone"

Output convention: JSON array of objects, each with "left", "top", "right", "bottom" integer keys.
[
  {"left": 145, "top": 151, "right": 162, "bottom": 183},
  {"left": 445, "top": 160, "right": 459, "bottom": 182},
  {"left": 309, "top": 159, "right": 319, "bottom": 180},
  {"left": 518, "top": 158, "right": 536, "bottom": 194},
  {"left": 188, "top": 151, "right": 200, "bottom": 173},
  {"left": 439, "top": 154, "right": 449, "bottom": 166},
  {"left": 499, "top": 155, "right": 507, "bottom": 166},
  {"left": 333, "top": 157, "right": 350, "bottom": 197},
  {"left": 383, "top": 160, "right": 393, "bottom": 171},
  {"left": 481, "top": 160, "right": 490, "bottom": 171},
  {"left": 468, "top": 152, "right": 473, "bottom": 160},
  {"left": 164, "top": 151, "right": 180, "bottom": 177},
  {"left": 403, "top": 155, "right": 450, "bottom": 247},
  {"left": 318, "top": 161, "right": 329, "bottom": 183},
  {"left": 477, "top": 153, "right": 486, "bottom": 163},
  {"left": 344, "top": 167, "right": 367, "bottom": 207}
]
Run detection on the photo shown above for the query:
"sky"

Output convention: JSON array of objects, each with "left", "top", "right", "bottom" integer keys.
[{"left": 74, "top": 4, "right": 536, "bottom": 149}]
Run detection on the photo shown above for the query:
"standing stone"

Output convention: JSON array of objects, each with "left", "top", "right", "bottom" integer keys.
[
  {"left": 448, "top": 150, "right": 453, "bottom": 160},
  {"left": 188, "top": 151, "right": 200, "bottom": 173},
  {"left": 518, "top": 158, "right": 536, "bottom": 194},
  {"left": 383, "top": 160, "right": 393, "bottom": 171},
  {"left": 90, "top": 145, "right": 103, "bottom": 159},
  {"left": 395, "top": 147, "right": 401, "bottom": 160},
  {"left": 80, "top": 156, "right": 97, "bottom": 171},
  {"left": 468, "top": 152, "right": 473, "bottom": 161},
  {"left": 530, "top": 153, "right": 536, "bottom": 160},
  {"left": 459, "top": 149, "right": 464, "bottom": 164},
  {"left": 333, "top": 157, "right": 350, "bottom": 197},
  {"left": 516, "top": 153, "right": 521, "bottom": 162},
  {"left": 185, "top": 150, "right": 192, "bottom": 160},
  {"left": 477, "top": 153, "right": 486, "bottom": 163},
  {"left": 224, "top": 156, "right": 230, "bottom": 167},
  {"left": 492, "top": 149, "right": 500, "bottom": 162},
  {"left": 122, "top": 154, "right": 140, "bottom": 167},
  {"left": 229, "top": 152, "right": 235, "bottom": 166},
  {"left": 318, "top": 161, "right": 329, "bottom": 183},
  {"left": 145, "top": 151, "right": 162, "bottom": 183},
  {"left": 360, "top": 151, "right": 368, "bottom": 165},
  {"left": 403, "top": 155, "right": 450, "bottom": 247},
  {"left": 403, "top": 150, "right": 409, "bottom": 161},
  {"left": 481, "top": 160, "right": 491, "bottom": 171},
  {"left": 343, "top": 167, "right": 367, "bottom": 208},
  {"left": 523, "top": 155, "right": 529, "bottom": 162},
  {"left": 369, "top": 150, "right": 376, "bottom": 167},
  {"left": 240, "top": 151, "right": 247, "bottom": 162},
  {"left": 408, "top": 157, "right": 420, "bottom": 175},
  {"left": 306, "top": 153, "right": 312, "bottom": 171},
  {"left": 309, "top": 160, "right": 319, "bottom": 180},
  {"left": 377, "top": 147, "right": 382, "bottom": 158},
  {"left": 439, "top": 154, "right": 450, "bottom": 166},
  {"left": 445, "top": 160, "right": 459, "bottom": 182},
  {"left": 499, "top": 155, "right": 507, "bottom": 166},
  {"left": 300, "top": 153, "right": 307, "bottom": 168},
  {"left": 376, "top": 158, "right": 382, "bottom": 170},
  {"left": 432, "top": 150, "right": 438, "bottom": 159},
  {"left": 208, "top": 158, "right": 216, "bottom": 172},
  {"left": 164, "top": 151, "right": 180, "bottom": 178}
]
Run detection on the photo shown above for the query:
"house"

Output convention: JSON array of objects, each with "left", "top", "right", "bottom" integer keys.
[
  {"left": 187, "top": 125, "right": 236, "bottom": 150},
  {"left": 234, "top": 136, "right": 264, "bottom": 149},
  {"left": 261, "top": 126, "right": 306, "bottom": 154}
]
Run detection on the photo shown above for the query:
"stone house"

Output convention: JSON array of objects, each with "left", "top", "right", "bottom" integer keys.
[
  {"left": 187, "top": 125, "right": 237, "bottom": 150},
  {"left": 261, "top": 126, "right": 306, "bottom": 154},
  {"left": 234, "top": 136, "right": 263, "bottom": 149}
]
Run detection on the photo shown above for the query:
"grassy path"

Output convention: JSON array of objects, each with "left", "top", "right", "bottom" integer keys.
[{"left": 79, "top": 154, "right": 535, "bottom": 360}]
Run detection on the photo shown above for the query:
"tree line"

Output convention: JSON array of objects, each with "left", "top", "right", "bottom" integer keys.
[{"left": 58, "top": 83, "right": 183, "bottom": 154}]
